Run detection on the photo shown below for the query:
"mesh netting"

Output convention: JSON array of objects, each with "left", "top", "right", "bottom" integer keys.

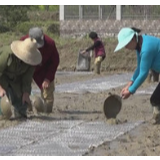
[{"left": 0, "top": 120, "right": 143, "bottom": 156}]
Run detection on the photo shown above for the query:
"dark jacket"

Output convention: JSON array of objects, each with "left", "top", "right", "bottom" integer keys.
[
  {"left": 86, "top": 38, "right": 106, "bottom": 58},
  {"left": 0, "top": 45, "right": 34, "bottom": 97}
]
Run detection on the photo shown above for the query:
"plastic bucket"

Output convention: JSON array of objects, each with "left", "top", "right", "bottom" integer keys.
[{"left": 76, "top": 50, "right": 91, "bottom": 71}]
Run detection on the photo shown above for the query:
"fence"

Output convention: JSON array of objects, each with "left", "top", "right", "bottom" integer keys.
[{"left": 60, "top": 5, "right": 160, "bottom": 20}]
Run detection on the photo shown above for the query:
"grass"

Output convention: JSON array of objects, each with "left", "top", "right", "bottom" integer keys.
[{"left": 0, "top": 32, "right": 22, "bottom": 46}]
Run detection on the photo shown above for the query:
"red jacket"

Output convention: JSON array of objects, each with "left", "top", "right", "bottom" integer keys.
[
  {"left": 21, "top": 34, "right": 60, "bottom": 89},
  {"left": 94, "top": 38, "right": 106, "bottom": 58}
]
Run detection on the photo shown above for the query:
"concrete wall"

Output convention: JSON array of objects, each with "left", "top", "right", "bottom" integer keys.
[{"left": 60, "top": 19, "right": 160, "bottom": 38}]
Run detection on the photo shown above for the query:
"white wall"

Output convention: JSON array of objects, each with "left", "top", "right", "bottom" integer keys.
[
  {"left": 116, "top": 5, "right": 121, "bottom": 20},
  {"left": 59, "top": 5, "right": 64, "bottom": 20}
]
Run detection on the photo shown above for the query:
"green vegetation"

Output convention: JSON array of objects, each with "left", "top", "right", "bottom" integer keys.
[
  {"left": 38, "top": 5, "right": 59, "bottom": 11},
  {"left": 0, "top": 5, "right": 137, "bottom": 72},
  {"left": 0, "top": 5, "right": 59, "bottom": 33}
]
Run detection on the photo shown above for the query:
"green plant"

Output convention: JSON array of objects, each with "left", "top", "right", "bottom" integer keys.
[{"left": 0, "top": 6, "right": 31, "bottom": 29}]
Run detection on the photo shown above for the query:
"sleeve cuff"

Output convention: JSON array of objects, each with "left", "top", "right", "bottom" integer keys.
[
  {"left": 128, "top": 87, "right": 135, "bottom": 94},
  {"left": 131, "top": 77, "right": 134, "bottom": 81}
]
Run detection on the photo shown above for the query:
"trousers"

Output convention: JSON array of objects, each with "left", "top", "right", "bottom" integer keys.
[
  {"left": 41, "top": 80, "right": 55, "bottom": 113},
  {"left": 94, "top": 56, "right": 104, "bottom": 74},
  {"left": 150, "top": 82, "right": 160, "bottom": 108}
]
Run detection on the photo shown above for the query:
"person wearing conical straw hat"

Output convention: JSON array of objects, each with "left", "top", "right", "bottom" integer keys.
[
  {"left": 114, "top": 27, "right": 160, "bottom": 124},
  {"left": 0, "top": 37, "right": 42, "bottom": 120}
]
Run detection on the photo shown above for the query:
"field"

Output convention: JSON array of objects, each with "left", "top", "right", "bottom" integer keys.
[{"left": 0, "top": 31, "right": 160, "bottom": 155}]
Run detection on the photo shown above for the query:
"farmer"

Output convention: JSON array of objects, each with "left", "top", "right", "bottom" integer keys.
[
  {"left": 21, "top": 27, "right": 60, "bottom": 113},
  {"left": 81, "top": 31, "right": 106, "bottom": 74},
  {"left": 114, "top": 27, "right": 160, "bottom": 123},
  {"left": 0, "top": 37, "right": 42, "bottom": 120}
]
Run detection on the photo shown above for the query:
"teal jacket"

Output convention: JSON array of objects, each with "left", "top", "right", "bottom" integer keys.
[
  {"left": 0, "top": 45, "right": 35, "bottom": 97},
  {"left": 129, "top": 34, "right": 160, "bottom": 93}
]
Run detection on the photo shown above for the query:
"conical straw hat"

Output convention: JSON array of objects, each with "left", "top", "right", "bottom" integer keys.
[{"left": 11, "top": 37, "right": 42, "bottom": 65}]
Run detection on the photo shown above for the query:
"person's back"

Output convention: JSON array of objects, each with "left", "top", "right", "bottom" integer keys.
[
  {"left": 93, "top": 37, "right": 106, "bottom": 59},
  {"left": 20, "top": 27, "right": 59, "bottom": 113},
  {"left": 141, "top": 34, "right": 160, "bottom": 72}
]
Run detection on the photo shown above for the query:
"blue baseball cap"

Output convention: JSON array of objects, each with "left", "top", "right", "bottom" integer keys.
[{"left": 114, "top": 28, "right": 136, "bottom": 52}]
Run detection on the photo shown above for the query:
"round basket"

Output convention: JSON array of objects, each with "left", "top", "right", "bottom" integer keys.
[
  {"left": 0, "top": 95, "right": 12, "bottom": 119},
  {"left": 31, "top": 95, "right": 44, "bottom": 112},
  {"left": 103, "top": 94, "right": 122, "bottom": 119}
]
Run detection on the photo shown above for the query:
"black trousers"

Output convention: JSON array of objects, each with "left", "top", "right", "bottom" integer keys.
[
  {"left": 6, "top": 87, "right": 27, "bottom": 116},
  {"left": 150, "top": 82, "right": 160, "bottom": 107},
  {"left": 151, "top": 70, "right": 159, "bottom": 82}
]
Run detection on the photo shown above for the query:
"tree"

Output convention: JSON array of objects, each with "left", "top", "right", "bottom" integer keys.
[{"left": 0, "top": 5, "right": 31, "bottom": 29}]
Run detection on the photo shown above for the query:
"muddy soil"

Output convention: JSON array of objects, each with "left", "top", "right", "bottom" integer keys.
[{"left": 0, "top": 71, "right": 159, "bottom": 156}]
